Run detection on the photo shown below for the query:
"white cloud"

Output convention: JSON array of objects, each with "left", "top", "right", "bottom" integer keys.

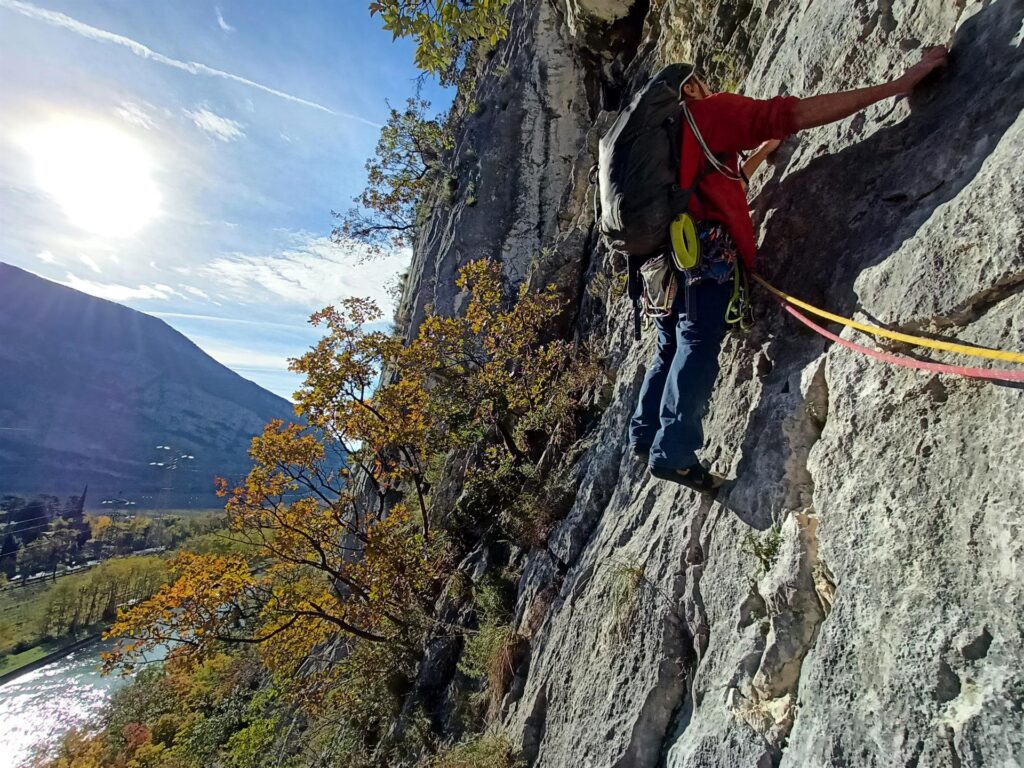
[
  {"left": 0, "top": 0, "right": 382, "bottom": 124},
  {"left": 184, "top": 107, "right": 245, "bottom": 142},
  {"left": 62, "top": 272, "right": 181, "bottom": 302},
  {"left": 79, "top": 253, "right": 102, "bottom": 273},
  {"left": 115, "top": 100, "right": 157, "bottom": 130},
  {"left": 150, "top": 311, "right": 301, "bottom": 331},
  {"left": 200, "top": 344, "right": 291, "bottom": 372},
  {"left": 37, "top": 250, "right": 56, "bottom": 263},
  {"left": 201, "top": 235, "right": 411, "bottom": 315},
  {"left": 183, "top": 285, "right": 210, "bottom": 300},
  {"left": 215, "top": 7, "right": 235, "bottom": 33}
]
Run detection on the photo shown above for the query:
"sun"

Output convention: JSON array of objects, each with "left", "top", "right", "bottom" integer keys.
[{"left": 18, "top": 116, "right": 161, "bottom": 238}]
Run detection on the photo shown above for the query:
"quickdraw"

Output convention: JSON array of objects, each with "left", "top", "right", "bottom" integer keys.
[{"left": 726, "top": 261, "right": 754, "bottom": 330}]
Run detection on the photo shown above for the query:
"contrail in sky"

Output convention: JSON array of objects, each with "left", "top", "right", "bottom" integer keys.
[
  {"left": 0, "top": 0, "right": 381, "bottom": 127},
  {"left": 151, "top": 311, "right": 310, "bottom": 332}
]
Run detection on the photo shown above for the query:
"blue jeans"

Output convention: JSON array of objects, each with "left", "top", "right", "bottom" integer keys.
[{"left": 629, "top": 276, "right": 732, "bottom": 471}]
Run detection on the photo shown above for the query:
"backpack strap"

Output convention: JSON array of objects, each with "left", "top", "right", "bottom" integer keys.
[
  {"left": 681, "top": 102, "right": 743, "bottom": 182},
  {"left": 628, "top": 108, "right": 719, "bottom": 342}
]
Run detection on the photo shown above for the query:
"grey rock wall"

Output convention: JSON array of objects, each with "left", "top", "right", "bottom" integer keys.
[
  {"left": 399, "top": 1, "right": 1024, "bottom": 766},
  {"left": 394, "top": 0, "right": 589, "bottom": 338}
]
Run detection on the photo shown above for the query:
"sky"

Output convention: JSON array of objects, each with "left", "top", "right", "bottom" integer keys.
[{"left": 0, "top": 0, "right": 450, "bottom": 399}]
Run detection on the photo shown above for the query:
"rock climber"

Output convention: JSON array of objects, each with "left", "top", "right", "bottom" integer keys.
[{"left": 631, "top": 46, "right": 948, "bottom": 492}]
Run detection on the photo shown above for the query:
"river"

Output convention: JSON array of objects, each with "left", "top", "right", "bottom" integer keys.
[{"left": 0, "top": 640, "right": 165, "bottom": 768}]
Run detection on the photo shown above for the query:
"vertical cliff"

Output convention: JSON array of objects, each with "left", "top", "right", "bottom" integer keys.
[{"left": 397, "top": 1, "right": 1024, "bottom": 765}]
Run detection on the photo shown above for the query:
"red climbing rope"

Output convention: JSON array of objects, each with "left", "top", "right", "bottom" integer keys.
[{"left": 778, "top": 300, "right": 1024, "bottom": 383}]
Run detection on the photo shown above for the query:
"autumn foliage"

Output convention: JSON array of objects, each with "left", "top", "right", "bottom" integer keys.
[{"left": 103, "top": 261, "right": 598, "bottom": 716}]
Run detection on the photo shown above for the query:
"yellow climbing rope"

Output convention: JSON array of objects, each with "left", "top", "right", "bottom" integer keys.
[{"left": 751, "top": 274, "right": 1024, "bottom": 364}]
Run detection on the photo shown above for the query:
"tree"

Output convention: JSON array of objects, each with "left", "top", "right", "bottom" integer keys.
[
  {"left": 104, "top": 261, "right": 598, "bottom": 710},
  {"left": 369, "top": 1, "right": 512, "bottom": 84},
  {"left": 333, "top": 96, "right": 453, "bottom": 254},
  {"left": 47, "top": 520, "right": 81, "bottom": 577},
  {"left": 41, "top": 580, "right": 80, "bottom": 638},
  {"left": 16, "top": 534, "right": 56, "bottom": 577},
  {"left": 8, "top": 497, "right": 50, "bottom": 548}
]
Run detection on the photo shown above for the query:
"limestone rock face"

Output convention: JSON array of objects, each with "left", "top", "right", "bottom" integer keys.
[
  {"left": 393, "top": 0, "right": 589, "bottom": 338},
  {"left": 399, "top": 1, "right": 1024, "bottom": 766},
  {"left": 563, "top": 0, "right": 637, "bottom": 39}
]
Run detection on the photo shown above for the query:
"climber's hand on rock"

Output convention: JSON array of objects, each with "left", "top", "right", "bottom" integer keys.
[{"left": 895, "top": 45, "right": 948, "bottom": 96}]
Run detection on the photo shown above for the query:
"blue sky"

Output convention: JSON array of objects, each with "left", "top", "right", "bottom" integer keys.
[{"left": 0, "top": 0, "right": 449, "bottom": 399}]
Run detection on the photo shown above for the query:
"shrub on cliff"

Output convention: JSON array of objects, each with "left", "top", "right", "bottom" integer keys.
[
  {"left": 369, "top": 1, "right": 511, "bottom": 84},
  {"left": 101, "top": 261, "right": 595, "bottom": 726},
  {"left": 334, "top": 95, "right": 453, "bottom": 254},
  {"left": 425, "top": 734, "right": 523, "bottom": 768}
]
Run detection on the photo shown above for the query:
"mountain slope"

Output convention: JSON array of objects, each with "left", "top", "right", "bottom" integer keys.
[{"left": 0, "top": 263, "right": 295, "bottom": 508}]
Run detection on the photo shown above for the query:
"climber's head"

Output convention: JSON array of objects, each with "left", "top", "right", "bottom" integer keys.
[{"left": 681, "top": 71, "right": 711, "bottom": 101}]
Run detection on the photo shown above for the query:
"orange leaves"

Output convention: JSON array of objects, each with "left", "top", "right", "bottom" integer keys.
[
  {"left": 105, "top": 256, "right": 598, "bottom": 710},
  {"left": 103, "top": 552, "right": 257, "bottom": 672},
  {"left": 400, "top": 259, "right": 583, "bottom": 455},
  {"left": 250, "top": 421, "right": 325, "bottom": 469},
  {"left": 356, "top": 504, "right": 435, "bottom": 605}
]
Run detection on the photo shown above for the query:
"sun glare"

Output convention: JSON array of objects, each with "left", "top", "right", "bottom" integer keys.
[{"left": 18, "top": 116, "right": 161, "bottom": 238}]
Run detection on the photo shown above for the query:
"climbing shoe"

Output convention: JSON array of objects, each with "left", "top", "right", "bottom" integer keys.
[{"left": 649, "top": 463, "right": 726, "bottom": 494}]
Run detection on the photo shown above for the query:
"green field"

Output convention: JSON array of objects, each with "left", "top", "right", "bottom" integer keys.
[
  {"left": 0, "top": 644, "right": 50, "bottom": 676},
  {"left": 0, "top": 641, "right": 59, "bottom": 677},
  {"left": 0, "top": 580, "right": 49, "bottom": 654}
]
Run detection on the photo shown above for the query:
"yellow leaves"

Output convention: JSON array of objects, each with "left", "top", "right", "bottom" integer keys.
[
  {"left": 106, "top": 251, "right": 598, "bottom": 717},
  {"left": 249, "top": 420, "right": 325, "bottom": 469},
  {"left": 48, "top": 727, "right": 107, "bottom": 768},
  {"left": 357, "top": 504, "right": 436, "bottom": 601},
  {"left": 104, "top": 552, "right": 257, "bottom": 672},
  {"left": 458, "top": 258, "right": 504, "bottom": 335}
]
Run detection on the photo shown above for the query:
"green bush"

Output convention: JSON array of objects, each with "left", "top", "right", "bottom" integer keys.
[
  {"left": 743, "top": 524, "right": 783, "bottom": 576},
  {"left": 459, "top": 577, "right": 526, "bottom": 716}
]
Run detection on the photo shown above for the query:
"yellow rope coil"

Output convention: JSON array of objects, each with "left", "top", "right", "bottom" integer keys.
[{"left": 751, "top": 274, "right": 1024, "bottom": 365}]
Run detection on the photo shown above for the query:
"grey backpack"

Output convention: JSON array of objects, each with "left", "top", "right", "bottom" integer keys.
[{"left": 597, "top": 63, "right": 706, "bottom": 339}]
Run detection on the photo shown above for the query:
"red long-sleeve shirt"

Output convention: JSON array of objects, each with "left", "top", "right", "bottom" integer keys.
[{"left": 680, "top": 93, "right": 800, "bottom": 269}]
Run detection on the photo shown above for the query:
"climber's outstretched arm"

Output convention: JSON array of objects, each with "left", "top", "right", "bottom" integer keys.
[
  {"left": 741, "top": 139, "right": 781, "bottom": 181},
  {"left": 792, "top": 46, "right": 948, "bottom": 131}
]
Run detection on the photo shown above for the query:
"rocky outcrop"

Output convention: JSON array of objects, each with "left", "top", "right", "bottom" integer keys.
[
  {"left": 398, "top": 0, "right": 1024, "bottom": 765},
  {"left": 394, "top": 0, "right": 590, "bottom": 336}
]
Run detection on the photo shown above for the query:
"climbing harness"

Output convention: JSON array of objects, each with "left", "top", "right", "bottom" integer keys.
[
  {"left": 678, "top": 104, "right": 753, "bottom": 329},
  {"left": 754, "top": 275, "right": 1024, "bottom": 382},
  {"left": 752, "top": 274, "right": 1024, "bottom": 364}
]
